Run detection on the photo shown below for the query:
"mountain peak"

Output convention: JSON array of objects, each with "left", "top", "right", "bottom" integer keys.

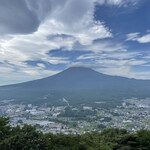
[
  {"left": 1, "top": 64, "right": 150, "bottom": 106},
  {"left": 64, "top": 66, "right": 97, "bottom": 73},
  {"left": 60, "top": 66, "right": 100, "bottom": 77},
  {"left": 67, "top": 66, "right": 92, "bottom": 70}
]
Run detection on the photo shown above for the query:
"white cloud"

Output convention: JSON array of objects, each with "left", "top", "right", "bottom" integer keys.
[
  {"left": 0, "top": 0, "right": 149, "bottom": 84},
  {"left": 77, "top": 50, "right": 140, "bottom": 60},
  {"left": 0, "top": 62, "right": 59, "bottom": 85},
  {"left": 69, "top": 61, "right": 150, "bottom": 80},
  {"left": 77, "top": 49, "right": 150, "bottom": 79},
  {"left": 74, "top": 40, "right": 127, "bottom": 53},
  {"left": 0, "top": 0, "right": 112, "bottom": 64},
  {"left": 21, "top": 68, "right": 58, "bottom": 77},
  {"left": 98, "top": 66, "right": 150, "bottom": 80},
  {"left": 126, "top": 32, "right": 150, "bottom": 43},
  {"left": 37, "top": 63, "right": 45, "bottom": 68},
  {"left": 97, "top": 0, "right": 138, "bottom": 6},
  {"left": 126, "top": 32, "right": 139, "bottom": 41},
  {"left": 46, "top": 57, "right": 69, "bottom": 65},
  {"left": 0, "top": 0, "right": 113, "bottom": 84},
  {"left": 96, "top": 59, "right": 147, "bottom": 67},
  {"left": 137, "top": 34, "right": 150, "bottom": 43}
]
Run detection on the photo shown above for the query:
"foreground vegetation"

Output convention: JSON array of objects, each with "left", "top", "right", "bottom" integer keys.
[{"left": 0, "top": 117, "right": 150, "bottom": 150}]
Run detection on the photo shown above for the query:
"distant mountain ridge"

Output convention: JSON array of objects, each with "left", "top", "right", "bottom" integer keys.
[{"left": 0, "top": 67, "right": 150, "bottom": 106}]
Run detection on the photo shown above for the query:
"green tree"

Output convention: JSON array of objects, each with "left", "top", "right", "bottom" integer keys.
[
  {"left": 0, "top": 124, "right": 46, "bottom": 150},
  {"left": 0, "top": 117, "right": 10, "bottom": 142},
  {"left": 137, "top": 129, "right": 150, "bottom": 149}
]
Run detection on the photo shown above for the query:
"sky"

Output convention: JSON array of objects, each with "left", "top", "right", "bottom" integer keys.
[{"left": 0, "top": 0, "right": 150, "bottom": 85}]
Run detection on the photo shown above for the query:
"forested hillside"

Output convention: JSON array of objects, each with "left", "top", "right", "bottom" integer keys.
[{"left": 0, "top": 117, "right": 150, "bottom": 150}]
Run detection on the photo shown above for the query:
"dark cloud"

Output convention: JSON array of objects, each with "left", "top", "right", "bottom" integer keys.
[
  {"left": 0, "top": 0, "right": 71, "bottom": 35},
  {"left": 0, "top": 0, "right": 40, "bottom": 34},
  {"left": 47, "top": 34, "right": 74, "bottom": 40},
  {"left": 25, "top": 0, "right": 52, "bottom": 20}
]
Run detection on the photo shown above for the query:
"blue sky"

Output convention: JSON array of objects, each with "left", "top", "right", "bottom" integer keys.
[{"left": 0, "top": 0, "right": 150, "bottom": 85}]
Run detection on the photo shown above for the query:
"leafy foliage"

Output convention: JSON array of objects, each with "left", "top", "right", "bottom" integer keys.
[
  {"left": 0, "top": 117, "right": 150, "bottom": 150},
  {"left": 0, "top": 117, "right": 10, "bottom": 142}
]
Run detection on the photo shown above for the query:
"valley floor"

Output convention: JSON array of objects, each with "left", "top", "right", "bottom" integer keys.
[{"left": 0, "top": 98, "right": 150, "bottom": 134}]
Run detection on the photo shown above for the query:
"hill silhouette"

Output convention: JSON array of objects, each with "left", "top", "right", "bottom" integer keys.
[{"left": 0, "top": 67, "right": 150, "bottom": 106}]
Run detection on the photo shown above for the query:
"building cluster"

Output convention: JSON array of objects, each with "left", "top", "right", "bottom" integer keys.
[{"left": 0, "top": 98, "right": 150, "bottom": 134}]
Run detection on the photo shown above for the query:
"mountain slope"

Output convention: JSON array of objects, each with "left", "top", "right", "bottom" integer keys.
[{"left": 0, "top": 67, "right": 150, "bottom": 106}]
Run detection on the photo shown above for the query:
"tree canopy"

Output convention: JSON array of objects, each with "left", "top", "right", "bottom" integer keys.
[{"left": 0, "top": 117, "right": 150, "bottom": 150}]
